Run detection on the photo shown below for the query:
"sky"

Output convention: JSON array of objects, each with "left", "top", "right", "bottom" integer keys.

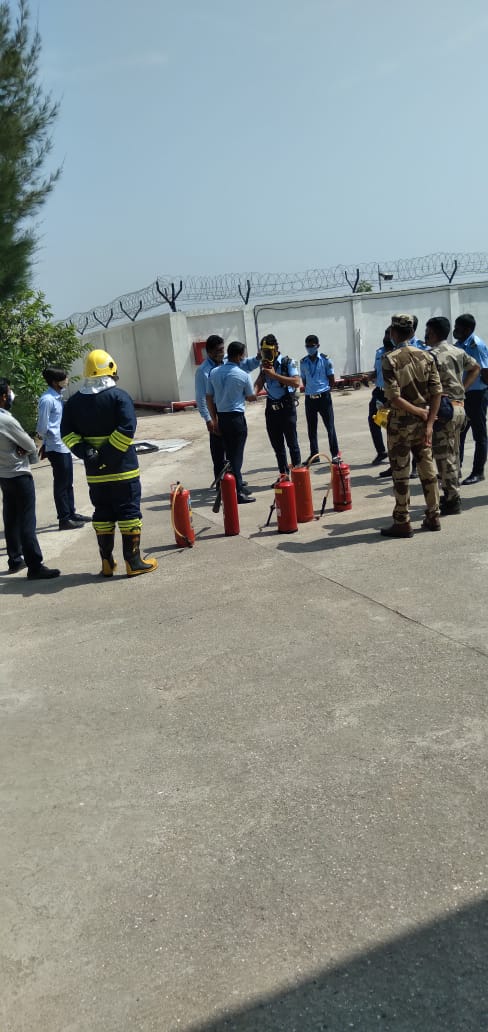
[{"left": 22, "top": 0, "right": 488, "bottom": 318}]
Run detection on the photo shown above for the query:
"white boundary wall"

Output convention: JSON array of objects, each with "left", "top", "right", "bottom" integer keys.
[{"left": 68, "top": 280, "right": 488, "bottom": 403}]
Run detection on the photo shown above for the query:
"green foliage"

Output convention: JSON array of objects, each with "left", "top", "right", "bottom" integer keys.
[
  {"left": 356, "top": 280, "right": 373, "bottom": 293},
  {"left": 0, "top": 0, "right": 60, "bottom": 301},
  {"left": 0, "top": 291, "right": 86, "bottom": 432}
]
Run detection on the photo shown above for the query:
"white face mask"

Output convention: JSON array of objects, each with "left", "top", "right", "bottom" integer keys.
[{"left": 8, "top": 389, "right": 15, "bottom": 404}]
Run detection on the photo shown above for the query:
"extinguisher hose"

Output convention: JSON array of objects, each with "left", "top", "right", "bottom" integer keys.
[
  {"left": 306, "top": 452, "right": 334, "bottom": 515},
  {"left": 170, "top": 483, "right": 193, "bottom": 547}
]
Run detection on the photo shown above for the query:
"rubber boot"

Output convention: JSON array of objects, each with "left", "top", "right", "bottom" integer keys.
[
  {"left": 97, "top": 532, "right": 117, "bottom": 576},
  {"left": 122, "top": 532, "right": 158, "bottom": 577}
]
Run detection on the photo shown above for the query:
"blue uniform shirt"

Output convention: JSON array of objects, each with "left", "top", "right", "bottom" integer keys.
[
  {"left": 264, "top": 354, "right": 299, "bottom": 400},
  {"left": 300, "top": 353, "right": 334, "bottom": 394},
  {"left": 207, "top": 363, "right": 254, "bottom": 413},
  {"left": 374, "top": 346, "right": 386, "bottom": 389},
  {"left": 36, "top": 386, "right": 69, "bottom": 453},
  {"left": 456, "top": 333, "right": 488, "bottom": 391},
  {"left": 195, "top": 354, "right": 260, "bottom": 421}
]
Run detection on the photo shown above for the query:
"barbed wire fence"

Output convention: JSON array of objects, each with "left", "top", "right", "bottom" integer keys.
[{"left": 64, "top": 252, "right": 488, "bottom": 334}]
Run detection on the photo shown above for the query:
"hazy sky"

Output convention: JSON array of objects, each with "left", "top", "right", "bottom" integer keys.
[{"left": 29, "top": 0, "right": 488, "bottom": 318}]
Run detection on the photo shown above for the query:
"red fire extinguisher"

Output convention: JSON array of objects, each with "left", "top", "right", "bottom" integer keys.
[
  {"left": 291, "top": 466, "right": 315, "bottom": 523},
  {"left": 275, "top": 475, "right": 298, "bottom": 533},
  {"left": 331, "top": 458, "right": 352, "bottom": 512},
  {"left": 221, "top": 472, "right": 240, "bottom": 536},
  {"left": 170, "top": 482, "right": 195, "bottom": 547}
]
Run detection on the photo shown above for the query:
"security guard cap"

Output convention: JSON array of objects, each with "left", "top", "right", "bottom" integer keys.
[{"left": 84, "top": 349, "right": 118, "bottom": 378}]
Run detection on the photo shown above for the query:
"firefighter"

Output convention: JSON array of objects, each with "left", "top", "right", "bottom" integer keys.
[
  {"left": 60, "top": 349, "right": 157, "bottom": 577},
  {"left": 255, "top": 334, "right": 302, "bottom": 478}
]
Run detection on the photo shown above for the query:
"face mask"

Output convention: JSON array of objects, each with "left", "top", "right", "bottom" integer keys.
[
  {"left": 306, "top": 345, "right": 319, "bottom": 355},
  {"left": 7, "top": 389, "right": 15, "bottom": 408}
]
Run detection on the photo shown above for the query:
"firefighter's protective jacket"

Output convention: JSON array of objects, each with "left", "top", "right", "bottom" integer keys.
[{"left": 61, "top": 386, "right": 140, "bottom": 484}]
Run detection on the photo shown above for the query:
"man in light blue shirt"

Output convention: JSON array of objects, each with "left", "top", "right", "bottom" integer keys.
[
  {"left": 300, "top": 334, "right": 340, "bottom": 462},
  {"left": 454, "top": 313, "right": 488, "bottom": 484},
  {"left": 195, "top": 334, "right": 260, "bottom": 486},
  {"left": 37, "top": 367, "right": 90, "bottom": 530},
  {"left": 206, "top": 341, "right": 257, "bottom": 502}
]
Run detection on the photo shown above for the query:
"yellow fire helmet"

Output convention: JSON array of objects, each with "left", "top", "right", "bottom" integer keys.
[{"left": 84, "top": 349, "right": 118, "bottom": 378}]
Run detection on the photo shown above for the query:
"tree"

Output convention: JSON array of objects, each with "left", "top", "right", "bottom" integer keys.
[
  {"left": 0, "top": 291, "right": 86, "bottom": 432},
  {"left": 0, "top": 0, "right": 60, "bottom": 301},
  {"left": 356, "top": 280, "right": 373, "bottom": 293}
]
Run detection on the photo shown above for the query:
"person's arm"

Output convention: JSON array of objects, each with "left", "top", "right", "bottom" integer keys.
[
  {"left": 390, "top": 397, "right": 429, "bottom": 419},
  {"left": 245, "top": 372, "right": 257, "bottom": 402},
  {"left": 263, "top": 367, "right": 300, "bottom": 388},
  {"left": 97, "top": 391, "right": 137, "bottom": 470},
  {"left": 299, "top": 359, "right": 307, "bottom": 390},
  {"left": 240, "top": 355, "right": 260, "bottom": 372},
  {"left": 325, "top": 357, "right": 335, "bottom": 388},
  {"left": 36, "top": 395, "right": 50, "bottom": 439},
  {"left": 2, "top": 414, "right": 38, "bottom": 459},
  {"left": 254, "top": 369, "right": 266, "bottom": 395},
  {"left": 195, "top": 365, "right": 214, "bottom": 429},
  {"left": 464, "top": 360, "right": 481, "bottom": 393},
  {"left": 206, "top": 393, "right": 217, "bottom": 422}
]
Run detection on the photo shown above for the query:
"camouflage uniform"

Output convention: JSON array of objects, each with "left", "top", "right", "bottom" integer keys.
[
  {"left": 383, "top": 343, "right": 442, "bottom": 525},
  {"left": 431, "top": 341, "right": 478, "bottom": 504}
]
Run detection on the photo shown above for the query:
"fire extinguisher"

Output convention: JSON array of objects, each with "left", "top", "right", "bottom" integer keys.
[
  {"left": 221, "top": 472, "right": 240, "bottom": 536},
  {"left": 170, "top": 482, "right": 195, "bottom": 547},
  {"left": 274, "top": 475, "right": 298, "bottom": 533},
  {"left": 291, "top": 466, "right": 315, "bottom": 522},
  {"left": 331, "top": 458, "right": 352, "bottom": 512}
]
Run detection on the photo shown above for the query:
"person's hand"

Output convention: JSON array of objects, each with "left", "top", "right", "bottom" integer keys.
[
  {"left": 15, "top": 446, "right": 27, "bottom": 457},
  {"left": 264, "top": 366, "right": 279, "bottom": 380},
  {"left": 418, "top": 408, "right": 429, "bottom": 422},
  {"left": 206, "top": 419, "right": 215, "bottom": 433}
]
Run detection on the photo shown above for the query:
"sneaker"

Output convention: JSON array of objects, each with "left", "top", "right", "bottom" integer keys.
[
  {"left": 59, "top": 519, "right": 84, "bottom": 531},
  {"left": 8, "top": 559, "right": 26, "bottom": 574},
  {"left": 27, "top": 564, "right": 61, "bottom": 580},
  {"left": 380, "top": 522, "right": 413, "bottom": 538},
  {"left": 371, "top": 453, "right": 388, "bottom": 466},
  {"left": 421, "top": 515, "right": 441, "bottom": 531}
]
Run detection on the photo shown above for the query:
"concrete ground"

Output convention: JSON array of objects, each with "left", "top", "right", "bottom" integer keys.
[{"left": 1, "top": 389, "right": 487, "bottom": 1032}]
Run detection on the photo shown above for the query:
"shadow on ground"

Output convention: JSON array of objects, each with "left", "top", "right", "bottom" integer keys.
[{"left": 184, "top": 898, "right": 488, "bottom": 1032}]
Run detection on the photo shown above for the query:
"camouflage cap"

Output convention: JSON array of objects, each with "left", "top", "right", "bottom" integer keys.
[{"left": 391, "top": 313, "right": 414, "bottom": 330}]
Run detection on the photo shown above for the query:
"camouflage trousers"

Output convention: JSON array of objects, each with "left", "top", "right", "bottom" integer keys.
[
  {"left": 432, "top": 405, "right": 466, "bottom": 503},
  {"left": 387, "top": 413, "right": 440, "bottom": 524}
]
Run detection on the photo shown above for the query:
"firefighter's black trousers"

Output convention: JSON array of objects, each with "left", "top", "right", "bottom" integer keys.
[{"left": 265, "top": 399, "right": 301, "bottom": 473}]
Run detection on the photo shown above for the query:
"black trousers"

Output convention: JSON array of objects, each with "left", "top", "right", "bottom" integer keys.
[
  {"left": 47, "top": 450, "right": 75, "bottom": 522},
  {"left": 209, "top": 429, "right": 226, "bottom": 482},
  {"left": 305, "top": 392, "right": 339, "bottom": 458},
  {"left": 459, "top": 388, "right": 488, "bottom": 475},
  {"left": 265, "top": 400, "right": 301, "bottom": 472},
  {"left": 217, "top": 411, "right": 247, "bottom": 493},
  {"left": 368, "top": 387, "right": 387, "bottom": 456},
  {"left": 0, "top": 474, "right": 43, "bottom": 571}
]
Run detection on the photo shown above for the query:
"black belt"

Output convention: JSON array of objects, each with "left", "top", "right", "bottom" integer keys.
[
  {"left": 267, "top": 397, "right": 293, "bottom": 410},
  {"left": 308, "top": 392, "right": 328, "bottom": 400}
]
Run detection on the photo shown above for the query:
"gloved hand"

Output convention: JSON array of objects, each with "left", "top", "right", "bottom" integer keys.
[{"left": 84, "top": 446, "right": 100, "bottom": 473}]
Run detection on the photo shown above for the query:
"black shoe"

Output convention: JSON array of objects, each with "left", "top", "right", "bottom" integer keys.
[
  {"left": 371, "top": 453, "right": 388, "bottom": 466},
  {"left": 239, "top": 485, "right": 254, "bottom": 496},
  {"left": 440, "top": 497, "right": 462, "bottom": 516},
  {"left": 462, "top": 473, "right": 485, "bottom": 485},
  {"left": 237, "top": 493, "right": 256, "bottom": 504},
  {"left": 378, "top": 467, "right": 392, "bottom": 478},
  {"left": 72, "top": 513, "right": 91, "bottom": 523},
  {"left": 410, "top": 469, "right": 418, "bottom": 480},
  {"left": 305, "top": 455, "right": 320, "bottom": 465},
  {"left": 59, "top": 519, "right": 84, "bottom": 530},
  {"left": 380, "top": 522, "right": 413, "bottom": 538},
  {"left": 27, "top": 564, "right": 61, "bottom": 580},
  {"left": 8, "top": 559, "right": 26, "bottom": 574}
]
